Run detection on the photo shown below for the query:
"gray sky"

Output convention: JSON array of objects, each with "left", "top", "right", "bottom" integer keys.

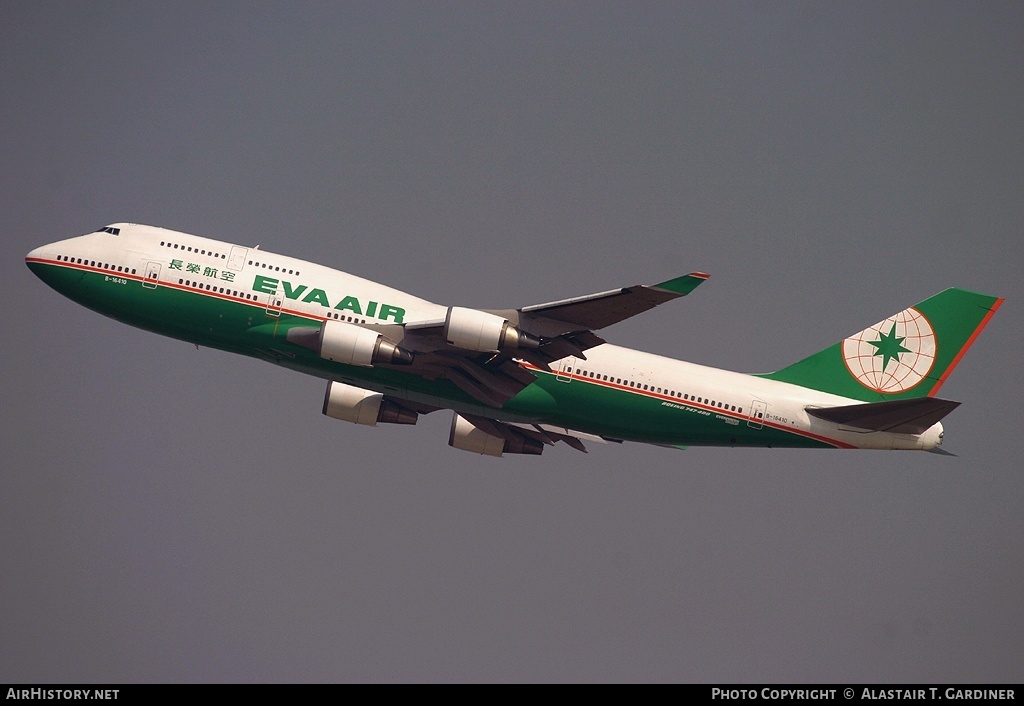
[{"left": 2, "top": 2, "right": 1022, "bottom": 682}]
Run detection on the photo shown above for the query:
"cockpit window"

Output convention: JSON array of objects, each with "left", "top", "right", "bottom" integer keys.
[{"left": 96, "top": 226, "right": 121, "bottom": 235}]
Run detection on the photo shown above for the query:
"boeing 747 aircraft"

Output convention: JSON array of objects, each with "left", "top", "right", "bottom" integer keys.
[{"left": 26, "top": 224, "right": 1002, "bottom": 456}]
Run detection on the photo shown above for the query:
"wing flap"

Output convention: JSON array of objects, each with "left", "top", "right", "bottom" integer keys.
[
  {"left": 469, "top": 417, "right": 595, "bottom": 453},
  {"left": 534, "top": 330, "right": 605, "bottom": 361},
  {"left": 506, "top": 422, "right": 609, "bottom": 452}
]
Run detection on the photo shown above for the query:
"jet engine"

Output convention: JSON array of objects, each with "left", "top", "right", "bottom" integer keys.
[
  {"left": 444, "top": 307, "right": 541, "bottom": 353},
  {"left": 288, "top": 320, "right": 413, "bottom": 367},
  {"left": 448, "top": 413, "right": 544, "bottom": 457},
  {"left": 322, "top": 381, "right": 418, "bottom": 426}
]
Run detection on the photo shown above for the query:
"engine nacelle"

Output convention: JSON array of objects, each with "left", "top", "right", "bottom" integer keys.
[
  {"left": 444, "top": 307, "right": 541, "bottom": 353},
  {"left": 448, "top": 413, "right": 544, "bottom": 457},
  {"left": 322, "top": 381, "right": 418, "bottom": 426},
  {"left": 317, "top": 320, "right": 413, "bottom": 367}
]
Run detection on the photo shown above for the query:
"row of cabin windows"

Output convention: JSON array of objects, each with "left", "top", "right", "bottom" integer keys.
[
  {"left": 567, "top": 367, "right": 743, "bottom": 415},
  {"left": 180, "top": 279, "right": 251, "bottom": 299},
  {"left": 161, "top": 241, "right": 227, "bottom": 260},
  {"left": 248, "top": 259, "right": 299, "bottom": 276},
  {"left": 159, "top": 240, "right": 303, "bottom": 277},
  {"left": 57, "top": 255, "right": 136, "bottom": 275},
  {"left": 326, "top": 311, "right": 365, "bottom": 324},
  {"left": 177, "top": 279, "right": 365, "bottom": 324}
]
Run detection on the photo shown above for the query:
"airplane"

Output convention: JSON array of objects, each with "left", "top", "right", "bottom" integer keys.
[{"left": 25, "top": 223, "right": 1003, "bottom": 457}]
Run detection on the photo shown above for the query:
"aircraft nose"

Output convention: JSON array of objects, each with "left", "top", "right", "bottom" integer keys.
[
  {"left": 26, "top": 244, "right": 64, "bottom": 288},
  {"left": 25, "top": 246, "right": 50, "bottom": 278}
]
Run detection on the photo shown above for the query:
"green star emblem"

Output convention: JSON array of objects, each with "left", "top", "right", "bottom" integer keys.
[{"left": 868, "top": 323, "right": 911, "bottom": 371}]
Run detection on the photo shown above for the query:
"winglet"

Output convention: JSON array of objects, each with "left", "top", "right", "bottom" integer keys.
[{"left": 653, "top": 272, "right": 710, "bottom": 296}]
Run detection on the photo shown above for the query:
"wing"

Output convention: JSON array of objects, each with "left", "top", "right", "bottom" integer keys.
[
  {"left": 519, "top": 272, "right": 710, "bottom": 329},
  {"left": 394, "top": 272, "right": 710, "bottom": 407}
]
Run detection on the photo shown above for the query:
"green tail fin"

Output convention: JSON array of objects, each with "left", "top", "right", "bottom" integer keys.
[{"left": 760, "top": 288, "right": 1003, "bottom": 401}]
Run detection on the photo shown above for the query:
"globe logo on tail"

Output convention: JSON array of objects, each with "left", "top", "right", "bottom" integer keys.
[{"left": 842, "top": 307, "right": 937, "bottom": 393}]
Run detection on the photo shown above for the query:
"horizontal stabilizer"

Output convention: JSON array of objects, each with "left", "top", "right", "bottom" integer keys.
[{"left": 806, "top": 397, "right": 960, "bottom": 434}]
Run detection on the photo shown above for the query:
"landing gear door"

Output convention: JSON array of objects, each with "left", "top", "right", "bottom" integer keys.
[{"left": 748, "top": 399, "right": 767, "bottom": 429}]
